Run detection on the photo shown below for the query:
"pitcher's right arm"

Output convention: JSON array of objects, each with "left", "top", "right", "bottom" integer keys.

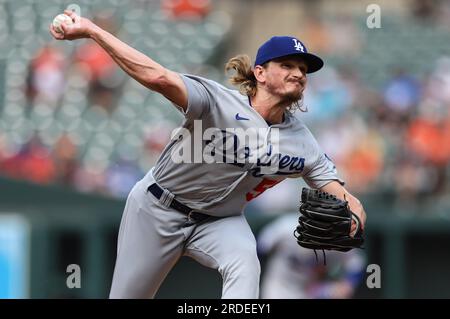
[{"left": 49, "top": 10, "right": 188, "bottom": 111}]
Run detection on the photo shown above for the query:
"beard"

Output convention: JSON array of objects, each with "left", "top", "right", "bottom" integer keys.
[
  {"left": 283, "top": 89, "right": 303, "bottom": 105},
  {"left": 266, "top": 80, "right": 304, "bottom": 105}
]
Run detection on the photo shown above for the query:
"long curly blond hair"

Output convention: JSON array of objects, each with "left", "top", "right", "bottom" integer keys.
[{"left": 225, "top": 54, "right": 257, "bottom": 97}]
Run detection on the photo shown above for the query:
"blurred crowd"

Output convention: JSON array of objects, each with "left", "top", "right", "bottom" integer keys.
[
  {"left": 301, "top": 58, "right": 450, "bottom": 201},
  {"left": 0, "top": 0, "right": 450, "bottom": 213},
  {"left": 257, "top": 213, "right": 365, "bottom": 299}
]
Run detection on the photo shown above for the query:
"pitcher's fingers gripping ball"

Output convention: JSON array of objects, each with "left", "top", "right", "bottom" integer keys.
[
  {"left": 52, "top": 13, "right": 74, "bottom": 34},
  {"left": 49, "top": 10, "right": 92, "bottom": 41},
  {"left": 294, "top": 188, "right": 365, "bottom": 252}
]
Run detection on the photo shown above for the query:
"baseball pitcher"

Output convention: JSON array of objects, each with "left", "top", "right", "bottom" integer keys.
[{"left": 50, "top": 10, "right": 367, "bottom": 299}]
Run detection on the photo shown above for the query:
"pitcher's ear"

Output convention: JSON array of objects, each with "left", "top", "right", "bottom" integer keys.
[{"left": 254, "top": 65, "right": 266, "bottom": 83}]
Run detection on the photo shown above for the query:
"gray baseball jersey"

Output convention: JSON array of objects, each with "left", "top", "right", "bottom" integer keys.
[
  {"left": 110, "top": 74, "right": 344, "bottom": 299},
  {"left": 153, "top": 74, "right": 344, "bottom": 216}
]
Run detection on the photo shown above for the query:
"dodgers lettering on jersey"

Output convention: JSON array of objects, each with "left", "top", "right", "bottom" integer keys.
[{"left": 152, "top": 74, "right": 344, "bottom": 217}]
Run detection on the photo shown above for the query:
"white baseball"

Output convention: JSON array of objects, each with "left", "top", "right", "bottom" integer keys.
[{"left": 52, "top": 14, "right": 73, "bottom": 34}]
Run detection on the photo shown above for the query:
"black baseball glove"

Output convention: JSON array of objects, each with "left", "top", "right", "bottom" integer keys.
[{"left": 294, "top": 188, "right": 364, "bottom": 252}]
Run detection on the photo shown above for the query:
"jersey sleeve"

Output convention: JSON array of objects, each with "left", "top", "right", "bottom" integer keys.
[
  {"left": 174, "top": 74, "right": 218, "bottom": 120},
  {"left": 302, "top": 153, "right": 345, "bottom": 189}
]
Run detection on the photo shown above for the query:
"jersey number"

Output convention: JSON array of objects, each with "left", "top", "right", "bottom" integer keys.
[{"left": 246, "top": 179, "right": 282, "bottom": 201}]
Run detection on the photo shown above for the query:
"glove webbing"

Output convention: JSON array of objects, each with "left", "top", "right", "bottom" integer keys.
[
  {"left": 293, "top": 229, "right": 327, "bottom": 266},
  {"left": 314, "top": 249, "right": 327, "bottom": 266}
]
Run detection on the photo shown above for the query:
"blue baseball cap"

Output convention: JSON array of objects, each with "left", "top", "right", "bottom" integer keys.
[{"left": 254, "top": 36, "right": 324, "bottom": 73}]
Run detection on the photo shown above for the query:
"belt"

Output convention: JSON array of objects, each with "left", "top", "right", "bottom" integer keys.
[{"left": 147, "top": 183, "right": 210, "bottom": 223}]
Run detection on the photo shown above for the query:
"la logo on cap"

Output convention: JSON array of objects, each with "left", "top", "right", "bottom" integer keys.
[{"left": 292, "top": 39, "right": 304, "bottom": 52}]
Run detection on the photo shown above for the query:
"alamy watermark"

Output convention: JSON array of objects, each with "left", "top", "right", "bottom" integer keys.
[
  {"left": 366, "top": 4, "right": 382, "bottom": 29},
  {"left": 366, "top": 263, "right": 381, "bottom": 289},
  {"left": 67, "top": 4, "right": 81, "bottom": 17},
  {"left": 66, "top": 264, "right": 81, "bottom": 289},
  {"left": 169, "top": 121, "right": 287, "bottom": 175}
]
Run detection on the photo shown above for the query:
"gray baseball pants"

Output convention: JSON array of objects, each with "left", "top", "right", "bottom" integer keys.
[{"left": 109, "top": 170, "right": 260, "bottom": 298}]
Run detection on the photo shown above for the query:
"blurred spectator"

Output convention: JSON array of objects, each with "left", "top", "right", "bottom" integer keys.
[
  {"left": 411, "top": 0, "right": 439, "bottom": 22},
  {"left": 393, "top": 157, "right": 438, "bottom": 200},
  {"left": 162, "top": 0, "right": 211, "bottom": 21},
  {"left": 73, "top": 160, "right": 108, "bottom": 195},
  {"left": 142, "top": 122, "right": 174, "bottom": 165},
  {"left": 339, "top": 128, "right": 385, "bottom": 193},
  {"left": 437, "top": 1, "right": 450, "bottom": 27},
  {"left": 299, "top": 16, "right": 333, "bottom": 55},
  {"left": 74, "top": 13, "right": 122, "bottom": 112},
  {"left": 258, "top": 213, "right": 365, "bottom": 299},
  {"left": 303, "top": 67, "right": 353, "bottom": 123},
  {"left": 52, "top": 134, "right": 79, "bottom": 186},
  {"left": 403, "top": 114, "right": 450, "bottom": 196},
  {"left": 26, "top": 45, "right": 66, "bottom": 107},
  {"left": 1, "top": 135, "right": 56, "bottom": 185},
  {"left": 423, "top": 57, "right": 450, "bottom": 109},
  {"left": 74, "top": 42, "right": 118, "bottom": 112},
  {"left": 406, "top": 116, "right": 450, "bottom": 167},
  {"left": 326, "top": 14, "right": 362, "bottom": 58},
  {"left": 0, "top": 132, "right": 6, "bottom": 164},
  {"left": 105, "top": 159, "right": 142, "bottom": 198},
  {"left": 383, "top": 69, "right": 421, "bottom": 121}
]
